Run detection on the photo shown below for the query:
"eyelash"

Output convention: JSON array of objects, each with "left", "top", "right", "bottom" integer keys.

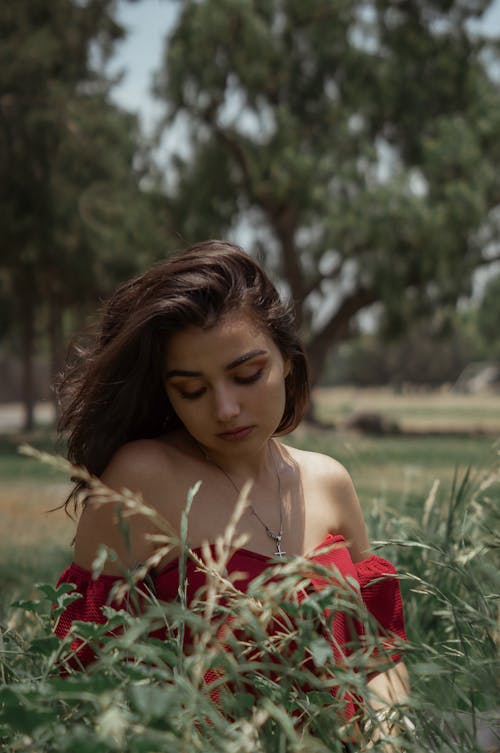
[
  {"left": 179, "top": 388, "right": 205, "bottom": 400},
  {"left": 237, "top": 368, "right": 263, "bottom": 385},
  {"left": 179, "top": 368, "right": 264, "bottom": 400}
]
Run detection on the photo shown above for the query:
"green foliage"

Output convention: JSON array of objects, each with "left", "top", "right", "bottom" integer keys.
[
  {"left": 155, "top": 0, "right": 500, "bottom": 383},
  {"left": 0, "top": 0, "right": 170, "bottom": 425},
  {"left": 367, "top": 466, "right": 499, "bottom": 722},
  {"left": 1, "top": 458, "right": 498, "bottom": 751},
  {"left": 476, "top": 272, "right": 500, "bottom": 349},
  {"left": 321, "top": 318, "right": 485, "bottom": 387}
]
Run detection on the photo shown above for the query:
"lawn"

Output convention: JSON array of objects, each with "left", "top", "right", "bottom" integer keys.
[
  {"left": 313, "top": 386, "right": 500, "bottom": 433},
  {"left": 288, "top": 429, "right": 498, "bottom": 504},
  {"left": 292, "top": 386, "right": 499, "bottom": 505}
]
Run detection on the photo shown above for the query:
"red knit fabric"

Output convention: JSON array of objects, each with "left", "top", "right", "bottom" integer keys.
[
  {"left": 54, "top": 565, "right": 145, "bottom": 668},
  {"left": 55, "top": 535, "right": 407, "bottom": 710},
  {"left": 353, "top": 553, "right": 406, "bottom": 663}
]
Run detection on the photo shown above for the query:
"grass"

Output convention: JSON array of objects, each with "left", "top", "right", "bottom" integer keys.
[
  {"left": 0, "top": 441, "right": 498, "bottom": 752},
  {"left": 0, "top": 428, "right": 74, "bottom": 611},
  {"left": 294, "top": 386, "right": 500, "bottom": 506},
  {"left": 287, "top": 430, "right": 499, "bottom": 504},
  {"left": 0, "top": 430, "right": 67, "bottom": 482},
  {"left": 314, "top": 386, "right": 500, "bottom": 433},
  {"left": 0, "top": 481, "right": 74, "bottom": 618}
]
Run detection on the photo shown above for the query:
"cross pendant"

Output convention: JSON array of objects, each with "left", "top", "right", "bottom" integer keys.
[
  {"left": 270, "top": 533, "right": 286, "bottom": 558},
  {"left": 275, "top": 542, "right": 287, "bottom": 558}
]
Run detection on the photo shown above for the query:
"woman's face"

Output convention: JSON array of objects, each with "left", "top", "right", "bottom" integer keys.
[{"left": 164, "top": 311, "right": 290, "bottom": 460}]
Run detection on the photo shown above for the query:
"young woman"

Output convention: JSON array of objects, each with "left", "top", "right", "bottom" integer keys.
[{"left": 54, "top": 240, "right": 409, "bottom": 743}]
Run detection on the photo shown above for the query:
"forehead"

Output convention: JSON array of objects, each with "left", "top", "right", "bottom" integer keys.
[{"left": 165, "top": 312, "right": 274, "bottom": 367}]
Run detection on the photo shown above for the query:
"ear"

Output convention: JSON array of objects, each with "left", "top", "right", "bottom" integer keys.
[{"left": 283, "top": 357, "right": 292, "bottom": 378}]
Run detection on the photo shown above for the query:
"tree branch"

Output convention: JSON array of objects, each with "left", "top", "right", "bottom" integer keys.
[
  {"left": 210, "top": 123, "right": 256, "bottom": 200},
  {"left": 202, "top": 116, "right": 307, "bottom": 306},
  {"left": 478, "top": 252, "right": 500, "bottom": 267},
  {"left": 306, "top": 285, "right": 379, "bottom": 385},
  {"left": 302, "top": 257, "right": 345, "bottom": 301}
]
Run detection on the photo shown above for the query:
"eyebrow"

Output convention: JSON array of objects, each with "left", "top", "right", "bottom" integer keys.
[{"left": 165, "top": 349, "right": 268, "bottom": 379}]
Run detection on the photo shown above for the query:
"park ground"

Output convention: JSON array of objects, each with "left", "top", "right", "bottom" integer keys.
[{"left": 0, "top": 387, "right": 499, "bottom": 610}]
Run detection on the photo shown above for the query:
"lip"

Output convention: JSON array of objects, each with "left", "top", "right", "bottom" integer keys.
[{"left": 217, "top": 426, "right": 254, "bottom": 441}]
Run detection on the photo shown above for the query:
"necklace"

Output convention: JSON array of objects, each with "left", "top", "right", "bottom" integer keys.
[{"left": 198, "top": 441, "right": 287, "bottom": 558}]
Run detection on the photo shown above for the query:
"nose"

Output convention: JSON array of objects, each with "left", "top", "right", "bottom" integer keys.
[{"left": 213, "top": 384, "right": 240, "bottom": 423}]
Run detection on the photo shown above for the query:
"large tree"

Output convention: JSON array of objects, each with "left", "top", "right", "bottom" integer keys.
[
  {"left": 154, "top": 0, "right": 500, "bottom": 388},
  {"left": 0, "top": 0, "right": 167, "bottom": 429},
  {"left": 476, "top": 271, "right": 500, "bottom": 350}
]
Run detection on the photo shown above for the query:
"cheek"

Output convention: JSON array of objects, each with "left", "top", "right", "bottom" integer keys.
[
  {"left": 263, "top": 376, "right": 288, "bottom": 432},
  {"left": 262, "top": 370, "right": 288, "bottom": 410},
  {"left": 168, "top": 398, "right": 206, "bottom": 434},
  {"left": 168, "top": 391, "right": 191, "bottom": 415},
  {"left": 166, "top": 389, "right": 191, "bottom": 422}
]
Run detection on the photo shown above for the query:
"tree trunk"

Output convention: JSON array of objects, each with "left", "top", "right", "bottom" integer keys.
[
  {"left": 306, "top": 286, "right": 379, "bottom": 386},
  {"left": 273, "top": 206, "right": 305, "bottom": 319},
  {"left": 48, "top": 291, "right": 64, "bottom": 421},
  {"left": 19, "top": 287, "right": 36, "bottom": 432},
  {"left": 303, "top": 287, "right": 377, "bottom": 425}
]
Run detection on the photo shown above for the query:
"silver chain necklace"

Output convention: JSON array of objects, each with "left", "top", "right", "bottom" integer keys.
[{"left": 198, "top": 441, "right": 287, "bottom": 558}]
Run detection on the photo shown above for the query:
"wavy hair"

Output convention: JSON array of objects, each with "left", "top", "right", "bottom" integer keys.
[{"left": 57, "top": 240, "right": 309, "bottom": 510}]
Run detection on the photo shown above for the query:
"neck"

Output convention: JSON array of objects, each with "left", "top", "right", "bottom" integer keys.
[
  {"left": 193, "top": 435, "right": 277, "bottom": 483},
  {"left": 193, "top": 433, "right": 288, "bottom": 558}
]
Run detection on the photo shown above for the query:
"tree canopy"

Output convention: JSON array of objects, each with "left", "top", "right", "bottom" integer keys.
[
  {"left": 155, "top": 0, "right": 500, "bottom": 384},
  {"left": 0, "top": 0, "right": 168, "bottom": 428},
  {"left": 3, "top": 0, "right": 499, "bottom": 427}
]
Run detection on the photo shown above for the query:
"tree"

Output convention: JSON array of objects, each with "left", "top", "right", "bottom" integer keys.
[
  {"left": 0, "top": 1, "right": 168, "bottom": 429},
  {"left": 153, "top": 0, "right": 500, "bottom": 392},
  {"left": 476, "top": 271, "right": 500, "bottom": 353}
]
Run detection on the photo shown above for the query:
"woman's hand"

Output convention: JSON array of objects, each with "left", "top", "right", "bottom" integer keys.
[{"left": 363, "top": 662, "right": 414, "bottom": 751}]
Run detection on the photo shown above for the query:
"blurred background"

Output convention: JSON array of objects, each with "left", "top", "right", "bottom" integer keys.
[{"left": 0, "top": 0, "right": 499, "bottom": 596}]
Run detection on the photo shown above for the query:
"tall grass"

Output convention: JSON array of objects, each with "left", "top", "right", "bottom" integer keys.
[
  {"left": 366, "top": 464, "right": 499, "bottom": 749},
  {"left": 0, "top": 447, "right": 498, "bottom": 752}
]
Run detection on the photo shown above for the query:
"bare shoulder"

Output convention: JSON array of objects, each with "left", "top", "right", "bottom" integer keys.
[
  {"left": 282, "top": 443, "right": 370, "bottom": 561},
  {"left": 73, "top": 437, "right": 177, "bottom": 574},
  {"left": 99, "top": 437, "right": 175, "bottom": 493},
  {"left": 283, "top": 443, "right": 352, "bottom": 487}
]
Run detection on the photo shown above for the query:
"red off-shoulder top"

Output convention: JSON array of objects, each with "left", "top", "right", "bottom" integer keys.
[{"left": 55, "top": 534, "right": 406, "bottom": 717}]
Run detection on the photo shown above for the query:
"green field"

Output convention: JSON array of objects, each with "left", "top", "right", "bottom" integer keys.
[
  {"left": 288, "top": 431, "right": 498, "bottom": 503},
  {"left": 292, "top": 387, "right": 499, "bottom": 506},
  {"left": 314, "top": 386, "right": 500, "bottom": 433}
]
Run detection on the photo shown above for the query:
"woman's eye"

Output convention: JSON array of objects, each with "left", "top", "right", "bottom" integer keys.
[
  {"left": 236, "top": 368, "right": 263, "bottom": 385},
  {"left": 179, "top": 387, "right": 206, "bottom": 400}
]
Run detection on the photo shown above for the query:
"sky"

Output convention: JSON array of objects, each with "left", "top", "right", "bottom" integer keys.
[
  {"left": 109, "top": 0, "right": 500, "bottom": 129},
  {"left": 108, "top": 0, "right": 178, "bottom": 130}
]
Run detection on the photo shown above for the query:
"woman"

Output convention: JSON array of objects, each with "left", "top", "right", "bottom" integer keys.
[{"left": 55, "top": 240, "right": 410, "bottom": 745}]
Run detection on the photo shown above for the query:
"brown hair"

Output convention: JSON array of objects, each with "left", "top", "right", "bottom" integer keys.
[{"left": 57, "top": 240, "right": 309, "bottom": 509}]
